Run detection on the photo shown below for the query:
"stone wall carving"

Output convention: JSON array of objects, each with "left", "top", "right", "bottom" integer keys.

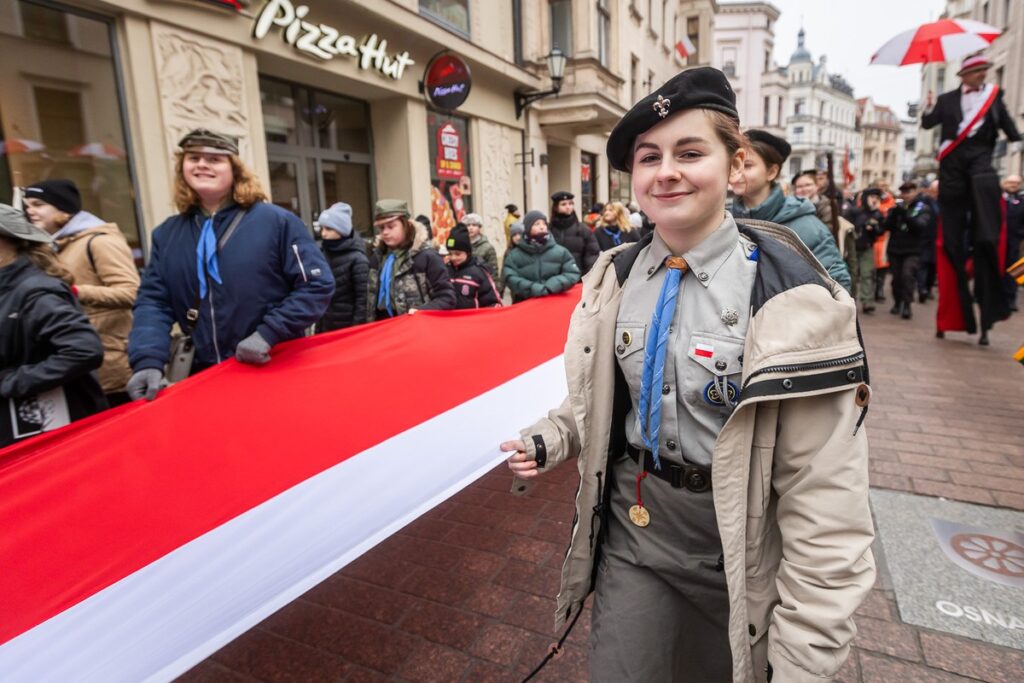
[
  {"left": 150, "top": 23, "right": 253, "bottom": 163},
  {"left": 477, "top": 119, "right": 519, "bottom": 259}
]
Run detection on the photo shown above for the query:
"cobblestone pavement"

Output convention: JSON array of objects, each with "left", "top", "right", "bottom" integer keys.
[{"left": 180, "top": 293, "right": 1024, "bottom": 683}]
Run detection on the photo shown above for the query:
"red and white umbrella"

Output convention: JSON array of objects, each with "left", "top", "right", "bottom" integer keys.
[
  {"left": 870, "top": 19, "right": 1002, "bottom": 66},
  {"left": 69, "top": 141, "right": 126, "bottom": 160},
  {"left": 0, "top": 139, "right": 45, "bottom": 155}
]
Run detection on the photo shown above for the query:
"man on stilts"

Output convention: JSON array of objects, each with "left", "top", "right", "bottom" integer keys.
[{"left": 922, "top": 54, "right": 1021, "bottom": 345}]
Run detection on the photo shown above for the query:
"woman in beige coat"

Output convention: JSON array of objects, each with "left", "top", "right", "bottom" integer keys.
[
  {"left": 502, "top": 68, "right": 874, "bottom": 682},
  {"left": 24, "top": 179, "right": 139, "bottom": 405}
]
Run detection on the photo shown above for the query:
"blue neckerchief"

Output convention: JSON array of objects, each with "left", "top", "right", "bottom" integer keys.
[
  {"left": 602, "top": 227, "right": 622, "bottom": 246},
  {"left": 196, "top": 215, "right": 222, "bottom": 300},
  {"left": 377, "top": 252, "right": 396, "bottom": 316},
  {"left": 636, "top": 257, "right": 687, "bottom": 470}
]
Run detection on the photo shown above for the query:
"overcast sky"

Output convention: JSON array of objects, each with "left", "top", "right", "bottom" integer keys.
[{"left": 760, "top": 0, "right": 949, "bottom": 116}]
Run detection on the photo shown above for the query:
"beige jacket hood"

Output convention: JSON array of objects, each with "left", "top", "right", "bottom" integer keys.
[{"left": 517, "top": 218, "right": 875, "bottom": 683}]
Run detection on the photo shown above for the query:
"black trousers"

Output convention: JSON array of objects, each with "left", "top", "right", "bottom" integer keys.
[
  {"left": 938, "top": 141, "right": 1010, "bottom": 333},
  {"left": 890, "top": 254, "right": 919, "bottom": 306}
]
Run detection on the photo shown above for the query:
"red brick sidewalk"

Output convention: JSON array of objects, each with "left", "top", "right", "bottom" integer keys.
[{"left": 179, "top": 296, "right": 1024, "bottom": 683}]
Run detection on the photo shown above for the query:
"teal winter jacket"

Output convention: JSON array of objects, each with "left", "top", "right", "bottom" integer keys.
[
  {"left": 732, "top": 185, "right": 852, "bottom": 290},
  {"left": 503, "top": 236, "right": 581, "bottom": 302}
]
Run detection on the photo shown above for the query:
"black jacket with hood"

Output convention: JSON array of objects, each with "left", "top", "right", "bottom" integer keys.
[
  {"left": 549, "top": 211, "right": 600, "bottom": 274},
  {"left": 318, "top": 235, "right": 370, "bottom": 332},
  {"left": 1, "top": 257, "right": 107, "bottom": 447}
]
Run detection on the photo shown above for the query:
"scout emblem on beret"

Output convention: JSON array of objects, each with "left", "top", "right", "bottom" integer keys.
[
  {"left": 653, "top": 94, "right": 671, "bottom": 119},
  {"left": 720, "top": 308, "right": 739, "bottom": 326}
]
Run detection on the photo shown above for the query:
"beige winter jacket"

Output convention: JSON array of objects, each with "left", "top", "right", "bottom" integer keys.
[
  {"left": 55, "top": 221, "right": 139, "bottom": 393},
  {"left": 517, "top": 218, "right": 876, "bottom": 682}
]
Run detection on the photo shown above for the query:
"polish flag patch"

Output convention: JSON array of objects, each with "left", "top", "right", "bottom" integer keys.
[{"left": 695, "top": 342, "right": 714, "bottom": 358}]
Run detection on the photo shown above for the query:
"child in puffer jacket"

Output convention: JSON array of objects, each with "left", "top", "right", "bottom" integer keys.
[{"left": 445, "top": 225, "right": 501, "bottom": 309}]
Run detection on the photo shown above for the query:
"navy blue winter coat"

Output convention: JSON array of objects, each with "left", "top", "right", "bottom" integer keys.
[{"left": 129, "top": 201, "right": 334, "bottom": 372}]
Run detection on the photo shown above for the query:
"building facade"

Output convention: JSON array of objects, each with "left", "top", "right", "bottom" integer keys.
[
  {"left": 711, "top": 1, "right": 779, "bottom": 130},
  {"left": 0, "top": 0, "right": 714, "bottom": 265},
  {"left": 857, "top": 97, "right": 902, "bottom": 188},
  {"left": 779, "top": 29, "right": 861, "bottom": 185}
]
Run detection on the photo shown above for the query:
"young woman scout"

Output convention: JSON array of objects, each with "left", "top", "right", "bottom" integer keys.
[{"left": 502, "top": 67, "right": 875, "bottom": 682}]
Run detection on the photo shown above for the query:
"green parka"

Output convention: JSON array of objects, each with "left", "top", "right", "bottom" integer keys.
[{"left": 503, "top": 236, "right": 581, "bottom": 302}]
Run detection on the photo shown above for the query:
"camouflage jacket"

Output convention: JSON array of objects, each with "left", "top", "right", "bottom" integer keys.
[{"left": 368, "top": 231, "right": 455, "bottom": 320}]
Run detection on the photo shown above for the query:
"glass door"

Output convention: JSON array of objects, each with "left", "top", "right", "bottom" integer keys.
[{"left": 267, "top": 155, "right": 314, "bottom": 227}]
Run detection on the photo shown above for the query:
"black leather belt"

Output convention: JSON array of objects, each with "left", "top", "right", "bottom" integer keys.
[{"left": 626, "top": 444, "right": 712, "bottom": 493}]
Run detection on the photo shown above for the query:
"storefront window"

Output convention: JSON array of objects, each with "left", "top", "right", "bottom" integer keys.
[
  {"left": 420, "top": 0, "right": 470, "bottom": 37},
  {"left": 0, "top": 0, "right": 143, "bottom": 259},
  {"left": 427, "top": 111, "right": 472, "bottom": 247},
  {"left": 581, "top": 152, "right": 597, "bottom": 213}
]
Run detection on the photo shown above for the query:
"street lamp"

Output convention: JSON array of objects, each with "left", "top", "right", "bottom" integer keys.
[{"left": 515, "top": 47, "right": 567, "bottom": 119}]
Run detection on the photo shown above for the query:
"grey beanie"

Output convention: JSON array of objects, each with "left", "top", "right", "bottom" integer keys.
[
  {"left": 319, "top": 202, "right": 353, "bottom": 237},
  {"left": 522, "top": 210, "right": 547, "bottom": 236},
  {"left": 462, "top": 212, "right": 483, "bottom": 226},
  {"left": 509, "top": 221, "right": 525, "bottom": 236}
]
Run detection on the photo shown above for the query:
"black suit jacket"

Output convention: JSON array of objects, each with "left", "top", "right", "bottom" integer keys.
[{"left": 921, "top": 86, "right": 1021, "bottom": 148}]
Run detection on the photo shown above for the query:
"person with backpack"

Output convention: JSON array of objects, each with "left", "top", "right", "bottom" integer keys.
[
  {"left": 502, "top": 67, "right": 872, "bottom": 682},
  {"left": 23, "top": 179, "right": 139, "bottom": 405},
  {"left": 445, "top": 225, "right": 501, "bottom": 309}
]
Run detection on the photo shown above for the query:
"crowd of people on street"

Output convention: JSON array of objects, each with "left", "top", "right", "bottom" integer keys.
[{"left": 3, "top": 54, "right": 1023, "bottom": 454}]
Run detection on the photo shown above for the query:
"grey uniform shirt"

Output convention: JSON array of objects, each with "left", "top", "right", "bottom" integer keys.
[{"left": 615, "top": 214, "right": 758, "bottom": 467}]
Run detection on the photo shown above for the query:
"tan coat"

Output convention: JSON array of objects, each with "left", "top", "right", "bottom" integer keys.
[
  {"left": 518, "top": 219, "right": 875, "bottom": 682},
  {"left": 55, "top": 223, "right": 139, "bottom": 393}
]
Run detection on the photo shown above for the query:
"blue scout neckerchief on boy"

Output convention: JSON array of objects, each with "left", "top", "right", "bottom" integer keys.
[{"left": 377, "top": 252, "right": 397, "bottom": 317}]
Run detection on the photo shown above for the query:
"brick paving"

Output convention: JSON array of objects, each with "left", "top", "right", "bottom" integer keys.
[{"left": 179, "top": 294, "right": 1024, "bottom": 683}]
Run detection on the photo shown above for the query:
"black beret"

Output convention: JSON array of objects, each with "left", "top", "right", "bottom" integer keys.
[
  {"left": 550, "top": 191, "right": 574, "bottom": 202},
  {"left": 862, "top": 188, "right": 883, "bottom": 199},
  {"left": 607, "top": 67, "right": 739, "bottom": 172},
  {"left": 898, "top": 181, "right": 917, "bottom": 192},
  {"left": 745, "top": 129, "right": 792, "bottom": 164}
]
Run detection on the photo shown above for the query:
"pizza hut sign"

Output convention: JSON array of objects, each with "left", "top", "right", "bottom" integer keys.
[{"left": 253, "top": 0, "right": 414, "bottom": 80}]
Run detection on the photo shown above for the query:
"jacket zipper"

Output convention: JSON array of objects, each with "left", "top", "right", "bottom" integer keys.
[
  {"left": 208, "top": 275, "right": 222, "bottom": 363},
  {"left": 292, "top": 244, "right": 308, "bottom": 282},
  {"left": 741, "top": 351, "right": 865, "bottom": 390}
]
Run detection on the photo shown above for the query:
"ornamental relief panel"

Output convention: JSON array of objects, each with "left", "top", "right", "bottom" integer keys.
[
  {"left": 478, "top": 119, "right": 517, "bottom": 256},
  {"left": 150, "top": 23, "right": 253, "bottom": 164}
]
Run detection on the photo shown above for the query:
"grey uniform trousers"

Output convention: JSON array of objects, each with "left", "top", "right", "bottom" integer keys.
[{"left": 589, "top": 451, "right": 732, "bottom": 682}]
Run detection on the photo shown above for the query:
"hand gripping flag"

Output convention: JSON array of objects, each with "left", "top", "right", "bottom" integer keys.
[{"left": 0, "top": 287, "right": 580, "bottom": 681}]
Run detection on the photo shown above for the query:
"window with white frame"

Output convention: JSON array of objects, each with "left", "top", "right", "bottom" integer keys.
[
  {"left": 550, "top": 0, "right": 573, "bottom": 55},
  {"left": 598, "top": 0, "right": 610, "bottom": 67}
]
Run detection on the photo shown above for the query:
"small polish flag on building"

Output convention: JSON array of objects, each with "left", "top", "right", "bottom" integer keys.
[
  {"left": 675, "top": 36, "right": 696, "bottom": 61},
  {"left": 695, "top": 342, "right": 714, "bottom": 358}
]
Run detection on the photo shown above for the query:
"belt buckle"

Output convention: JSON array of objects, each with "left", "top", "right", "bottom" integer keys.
[{"left": 683, "top": 465, "right": 711, "bottom": 493}]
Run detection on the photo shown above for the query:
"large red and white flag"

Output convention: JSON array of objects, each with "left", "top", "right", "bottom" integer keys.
[{"left": 0, "top": 289, "right": 578, "bottom": 681}]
